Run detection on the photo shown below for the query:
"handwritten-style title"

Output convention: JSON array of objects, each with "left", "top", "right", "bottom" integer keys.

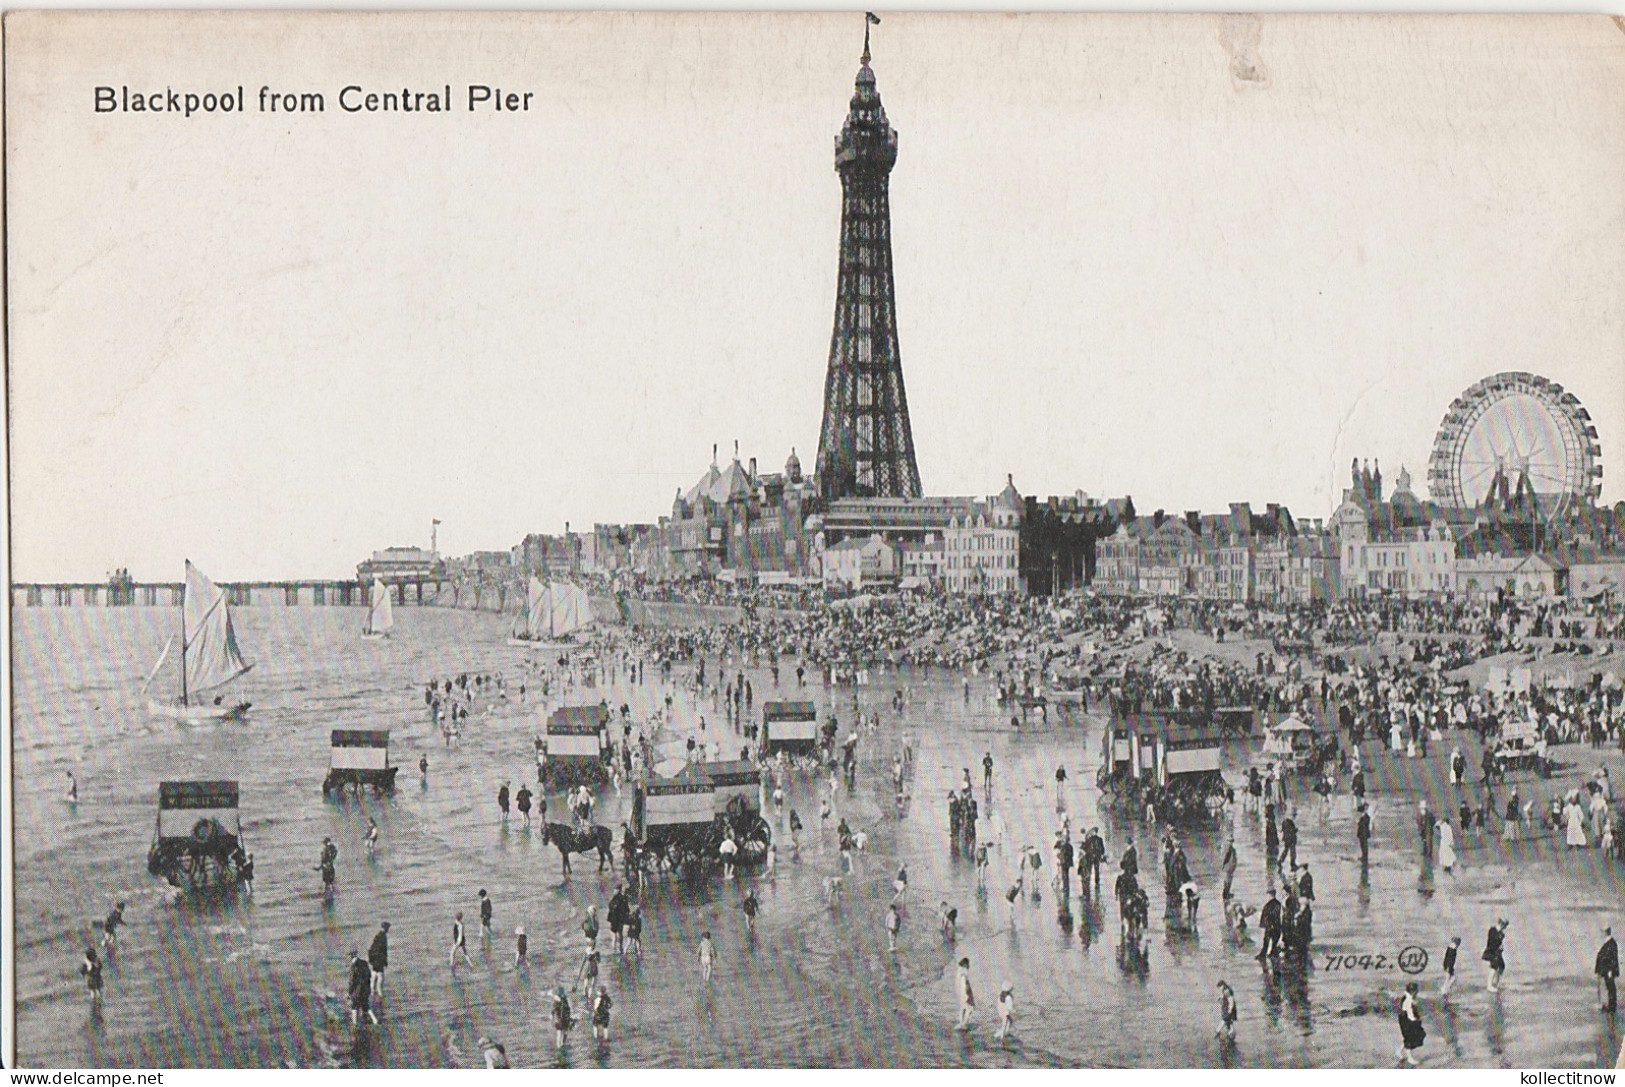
[{"left": 94, "top": 85, "right": 534, "bottom": 118}]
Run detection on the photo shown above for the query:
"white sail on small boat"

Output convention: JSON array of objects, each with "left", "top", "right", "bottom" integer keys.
[
  {"left": 144, "top": 561, "right": 253, "bottom": 722},
  {"left": 362, "top": 578, "right": 394, "bottom": 640},
  {"left": 509, "top": 578, "right": 595, "bottom": 647}
]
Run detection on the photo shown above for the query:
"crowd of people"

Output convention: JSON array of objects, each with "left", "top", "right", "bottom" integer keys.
[{"left": 69, "top": 581, "right": 1625, "bottom": 1068}]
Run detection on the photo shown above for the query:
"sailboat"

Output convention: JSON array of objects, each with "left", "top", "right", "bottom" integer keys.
[
  {"left": 143, "top": 561, "right": 254, "bottom": 722},
  {"left": 508, "top": 578, "right": 594, "bottom": 647},
  {"left": 362, "top": 578, "right": 394, "bottom": 640}
]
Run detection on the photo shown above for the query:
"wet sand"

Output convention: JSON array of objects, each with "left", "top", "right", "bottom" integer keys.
[{"left": 10, "top": 604, "right": 1624, "bottom": 1067}]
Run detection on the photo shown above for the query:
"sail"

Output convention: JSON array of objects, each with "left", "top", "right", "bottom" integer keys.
[
  {"left": 182, "top": 561, "right": 252, "bottom": 701},
  {"left": 515, "top": 578, "right": 547, "bottom": 639},
  {"left": 365, "top": 578, "right": 394, "bottom": 635},
  {"left": 547, "top": 580, "right": 595, "bottom": 637}
]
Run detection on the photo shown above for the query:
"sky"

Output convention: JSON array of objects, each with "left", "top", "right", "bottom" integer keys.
[{"left": 7, "top": 12, "right": 1625, "bottom": 581}]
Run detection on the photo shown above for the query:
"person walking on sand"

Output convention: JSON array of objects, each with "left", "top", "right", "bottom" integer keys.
[
  {"left": 513, "top": 924, "right": 528, "bottom": 968},
  {"left": 1440, "top": 936, "right": 1460, "bottom": 997},
  {"left": 886, "top": 903, "right": 901, "bottom": 951},
  {"left": 449, "top": 911, "right": 474, "bottom": 969},
  {"left": 1397, "top": 981, "right": 1426, "bottom": 1065},
  {"left": 1216, "top": 980, "right": 1238, "bottom": 1041},
  {"left": 66, "top": 771, "right": 79, "bottom": 805},
  {"left": 478, "top": 889, "right": 493, "bottom": 946},
  {"left": 368, "top": 922, "right": 390, "bottom": 997},
  {"left": 698, "top": 931, "right": 717, "bottom": 982},
  {"left": 365, "top": 818, "right": 380, "bottom": 856},
  {"left": 576, "top": 948, "right": 601, "bottom": 1000},
  {"left": 348, "top": 950, "right": 378, "bottom": 1026},
  {"left": 591, "top": 986, "right": 613, "bottom": 1045},
  {"left": 956, "top": 957, "right": 975, "bottom": 1031},
  {"left": 101, "top": 902, "right": 126, "bottom": 952},
  {"left": 1005, "top": 876, "right": 1024, "bottom": 928},
  {"left": 626, "top": 905, "right": 643, "bottom": 959},
  {"left": 607, "top": 885, "right": 631, "bottom": 954},
  {"left": 80, "top": 946, "right": 103, "bottom": 1005},
  {"left": 551, "top": 987, "right": 574, "bottom": 1051},
  {"left": 1483, "top": 918, "right": 1508, "bottom": 992},
  {"left": 1597, "top": 926, "right": 1619, "bottom": 1015},
  {"left": 516, "top": 784, "right": 532, "bottom": 828},
  {"left": 995, "top": 982, "right": 1015, "bottom": 1040},
  {"left": 497, "top": 782, "right": 510, "bottom": 823}
]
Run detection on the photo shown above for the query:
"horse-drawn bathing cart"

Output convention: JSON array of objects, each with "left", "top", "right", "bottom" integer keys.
[
  {"left": 631, "top": 761, "right": 771, "bottom": 879},
  {"left": 147, "top": 780, "right": 252, "bottom": 891},
  {"left": 540, "top": 704, "right": 612, "bottom": 787},
  {"left": 322, "top": 729, "right": 398, "bottom": 796},
  {"left": 761, "top": 701, "right": 819, "bottom": 758},
  {"left": 1097, "top": 713, "right": 1230, "bottom": 822}
]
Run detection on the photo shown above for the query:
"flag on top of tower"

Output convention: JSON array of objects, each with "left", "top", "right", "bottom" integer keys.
[{"left": 867, "top": 12, "right": 881, "bottom": 24}]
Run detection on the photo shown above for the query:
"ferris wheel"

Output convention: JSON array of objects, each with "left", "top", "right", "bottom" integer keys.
[{"left": 1427, "top": 372, "right": 1601, "bottom": 510}]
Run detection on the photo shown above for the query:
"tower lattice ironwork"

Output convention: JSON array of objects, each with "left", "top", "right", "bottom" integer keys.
[{"left": 814, "top": 37, "right": 922, "bottom": 501}]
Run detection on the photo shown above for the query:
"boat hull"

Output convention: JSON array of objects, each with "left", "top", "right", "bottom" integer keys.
[
  {"left": 507, "top": 636, "right": 575, "bottom": 650},
  {"left": 146, "top": 697, "right": 251, "bottom": 723}
]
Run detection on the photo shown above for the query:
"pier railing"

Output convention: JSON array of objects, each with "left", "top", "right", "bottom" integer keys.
[{"left": 9, "top": 579, "right": 806, "bottom": 627}]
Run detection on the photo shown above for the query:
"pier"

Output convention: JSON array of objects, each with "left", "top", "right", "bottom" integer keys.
[{"left": 9, "top": 576, "right": 506, "bottom": 611}]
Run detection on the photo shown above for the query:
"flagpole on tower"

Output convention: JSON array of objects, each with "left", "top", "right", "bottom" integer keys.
[{"left": 864, "top": 11, "right": 880, "bottom": 64}]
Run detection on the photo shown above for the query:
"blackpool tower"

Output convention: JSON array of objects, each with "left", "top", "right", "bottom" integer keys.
[{"left": 814, "top": 27, "right": 923, "bottom": 501}]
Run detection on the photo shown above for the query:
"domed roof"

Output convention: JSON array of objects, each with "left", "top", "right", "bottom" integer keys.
[{"left": 996, "top": 474, "right": 1022, "bottom": 511}]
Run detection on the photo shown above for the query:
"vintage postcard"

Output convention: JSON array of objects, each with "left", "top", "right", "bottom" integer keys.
[{"left": 6, "top": 10, "right": 1625, "bottom": 1071}]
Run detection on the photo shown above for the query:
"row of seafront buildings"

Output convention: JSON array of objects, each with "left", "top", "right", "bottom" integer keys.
[
  {"left": 388, "top": 56, "right": 1625, "bottom": 610},
  {"left": 441, "top": 453, "right": 1625, "bottom": 606},
  {"left": 1099, "top": 460, "right": 1625, "bottom": 605}
]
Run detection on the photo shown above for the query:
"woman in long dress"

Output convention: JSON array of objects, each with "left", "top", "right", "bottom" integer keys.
[
  {"left": 1397, "top": 981, "right": 1426, "bottom": 1065},
  {"left": 1565, "top": 798, "right": 1589, "bottom": 849},
  {"left": 1438, "top": 819, "right": 1457, "bottom": 872}
]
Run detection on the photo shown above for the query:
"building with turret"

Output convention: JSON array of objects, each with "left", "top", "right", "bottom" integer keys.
[{"left": 1330, "top": 459, "right": 1467, "bottom": 598}]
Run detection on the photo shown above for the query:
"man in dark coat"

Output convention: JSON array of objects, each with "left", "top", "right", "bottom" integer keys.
[
  {"left": 1483, "top": 918, "right": 1508, "bottom": 992},
  {"left": 1281, "top": 891, "right": 1301, "bottom": 959},
  {"left": 607, "top": 886, "right": 631, "bottom": 955},
  {"left": 1257, "top": 890, "right": 1282, "bottom": 961},
  {"left": 1357, "top": 804, "right": 1373, "bottom": 865},
  {"left": 348, "top": 950, "right": 377, "bottom": 1025},
  {"left": 1280, "top": 812, "right": 1299, "bottom": 872},
  {"left": 1170, "top": 844, "right": 1192, "bottom": 907},
  {"left": 1081, "top": 829, "right": 1107, "bottom": 893},
  {"left": 1597, "top": 926, "right": 1619, "bottom": 1015}
]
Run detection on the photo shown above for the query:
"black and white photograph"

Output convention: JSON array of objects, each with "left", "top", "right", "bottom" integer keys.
[{"left": 5, "top": 10, "right": 1625, "bottom": 1070}]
